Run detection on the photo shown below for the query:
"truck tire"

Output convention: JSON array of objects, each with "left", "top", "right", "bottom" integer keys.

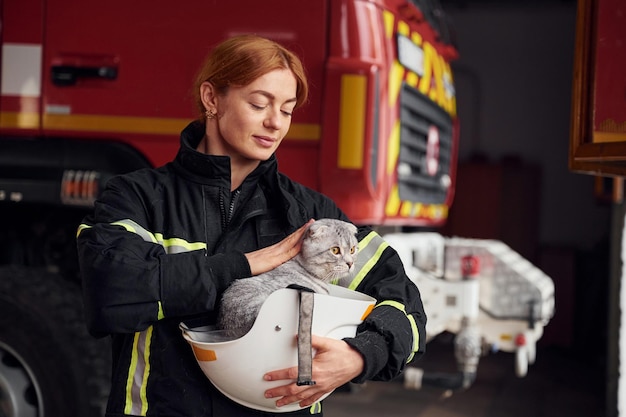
[{"left": 0, "top": 266, "right": 110, "bottom": 417}]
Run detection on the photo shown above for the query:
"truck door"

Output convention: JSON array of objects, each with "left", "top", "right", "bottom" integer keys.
[
  {"left": 41, "top": 0, "right": 329, "bottom": 171},
  {"left": 42, "top": 0, "right": 200, "bottom": 166}
]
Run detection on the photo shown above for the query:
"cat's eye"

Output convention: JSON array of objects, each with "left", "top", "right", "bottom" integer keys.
[
  {"left": 350, "top": 246, "right": 356, "bottom": 254},
  {"left": 330, "top": 246, "right": 340, "bottom": 255}
]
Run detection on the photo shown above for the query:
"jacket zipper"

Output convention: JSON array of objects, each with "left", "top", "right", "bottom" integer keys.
[{"left": 219, "top": 188, "right": 241, "bottom": 231}]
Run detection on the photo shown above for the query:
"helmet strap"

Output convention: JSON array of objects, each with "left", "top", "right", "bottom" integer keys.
[{"left": 290, "top": 285, "right": 317, "bottom": 386}]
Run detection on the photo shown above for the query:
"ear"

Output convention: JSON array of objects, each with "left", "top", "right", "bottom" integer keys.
[
  {"left": 347, "top": 223, "right": 357, "bottom": 235},
  {"left": 200, "top": 81, "right": 219, "bottom": 114},
  {"left": 307, "top": 222, "right": 327, "bottom": 238}
]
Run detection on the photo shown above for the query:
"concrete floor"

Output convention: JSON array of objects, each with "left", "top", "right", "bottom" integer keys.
[{"left": 324, "top": 336, "right": 606, "bottom": 417}]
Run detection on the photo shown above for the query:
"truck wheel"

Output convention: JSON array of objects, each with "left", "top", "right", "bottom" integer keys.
[{"left": 0, "top": 266, "right": 110, "bottom": 417}]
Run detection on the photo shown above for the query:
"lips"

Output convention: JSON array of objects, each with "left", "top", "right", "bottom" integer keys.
[{"left": 253, "top": 135, "right": 277, "bottom": 148}]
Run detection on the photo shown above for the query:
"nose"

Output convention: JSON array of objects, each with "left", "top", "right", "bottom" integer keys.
[{"left": 263, "top": 108, "right": 283, "bottom": 131}]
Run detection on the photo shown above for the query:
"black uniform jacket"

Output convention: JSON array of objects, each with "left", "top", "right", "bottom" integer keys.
[{"left": 77, "top": 121, "right": 427, "bottom": 417}]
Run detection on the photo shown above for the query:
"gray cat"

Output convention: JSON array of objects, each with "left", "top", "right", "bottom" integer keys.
[{"left": 216, "top": 218, "right": 359, "bottom": 339}]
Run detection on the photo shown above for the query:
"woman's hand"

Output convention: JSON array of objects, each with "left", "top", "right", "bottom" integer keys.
[
  {"left": 262, "top": 335, "right": 365, "bottom": 408},
  {"left": 245, "top": 219, "right": 314, "bottom": 275}
]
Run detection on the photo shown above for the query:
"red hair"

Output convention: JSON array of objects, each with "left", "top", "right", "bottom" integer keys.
[{"left": 194, "top": 35, "right": 308, "bottom": 118}]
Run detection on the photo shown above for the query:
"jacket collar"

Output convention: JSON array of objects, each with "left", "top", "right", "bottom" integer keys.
[
  {"left": 173, "top": 121, "right": 306, "bottom": 233},
  {"left": 172, "top": 121, "right": 277, "bottom": 187}
]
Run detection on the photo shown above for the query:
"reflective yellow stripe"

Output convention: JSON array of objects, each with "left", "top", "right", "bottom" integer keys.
[
  {"left": 384, "top": 184, "right": 401, "bottom": 217},
  {"left": 429, "top": 49, "right": 443, "bottom": 104},
  {"left": 418, "top": 42, "right": 436, "bottom": 95},
  {"left": 112, "top": 219, "right": 207, "bottom": 254},
  {"left": 411, "top": 31, "right": 423, "bottom": 47},
  {"left": 44, "top": 113, "right": 186, "bottom": 135},
  {"left": 376, "top": 300, "right": 420, "bottom": 361},
  {"left": 358, "top": 230, "right": 378, "bottom": 248},
  {"left": 338, "top": 74, "right": 366, "bottom": 169},
  {"left": 112, "top": 221, "right": 135, "bottom": 232},
  {"left": 400, "top": 200, "right": 413, "bottom": 217},
  {"left": 397, "top": 20, "right": 410, "bottom": 37},
  {"left": 112, "top": 220, "right": 158, "bottom": 243},
  {"left": 594, "top": 131, "right": 626, "bottom": 143},
  {"left": 285, "top": 123, "right": 321, "bottom": 140},
  {"left": 309, "top": 402, "right": 322, "bottom": 414},
  {"left": 2, "top": 110, "right": 319, "bottom": 140},
  {"left": 124, "top": 333, "right": 141, "bottom": 414},
  {"left": 0, "top": 111, "right": 39, "bottom": 129},
  {"left": 348, "top": 232, "right": 388, "bottom": 290},
  {"left": 157, "top": 301, "right": 165, "bottom": 320},
  {"left": 334, "top": 230, "right": 420, "bottom": 362},
  {"left": 154, "top": 234, "right": 207, "bottom": 251},
  {"left": 140, "top": 326, "right": 154, "bottom": 415},
  {"left": 406, "top": 71, "right": 418, "bottom": 88},
  {"left": 124, "top": 328, "right": 154, "bottom": 415},
  {"left": 386, "top": 121, "right": 400, "bottom": 176},
  {"left": 80, "top": 219, "right": 207, "bottom": 321},
  {"left": 389, "top": 61, "right": 404, "bottom": 106},
  {"left": 76, "top": 223, "right": 91, "bottom": 238},
  {"left": 383, "top": 10, "right": 395, "bottom": 39}
]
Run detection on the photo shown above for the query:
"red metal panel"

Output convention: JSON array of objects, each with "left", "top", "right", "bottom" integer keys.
[
  {"left": 592, "top": 0, "right": 626, "bottom": 141},
  {"left": 2, "top": 0, "right": 44, "bottom": 43},
  {"left": 40, "top": 0, "right": 328, "bottom": 167}
]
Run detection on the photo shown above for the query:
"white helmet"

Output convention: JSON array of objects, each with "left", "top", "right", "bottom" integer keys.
[{"left": 180, "top": 285, "right": 375, "bottom": 413}]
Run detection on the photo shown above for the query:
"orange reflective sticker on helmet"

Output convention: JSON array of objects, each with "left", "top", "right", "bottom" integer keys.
[
  {"left": 361, "top": 304, "right": 374, "bottom": 321},
  {"left": 192, "top": 346, "right": 217, "bottom": 362}
]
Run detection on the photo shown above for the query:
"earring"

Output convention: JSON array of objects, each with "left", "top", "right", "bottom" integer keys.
[{"left": 205, "top": 109, "right": 216, "bottom": 120}]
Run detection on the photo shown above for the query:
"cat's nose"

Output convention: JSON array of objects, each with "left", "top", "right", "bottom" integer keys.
[{"left": 347, "top": 261, "right": 353, "bottom": 268}]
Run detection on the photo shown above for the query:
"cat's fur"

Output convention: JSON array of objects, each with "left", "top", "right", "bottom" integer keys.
[{"left": 216, "top": 218, "right": 359, "bottom": 339}]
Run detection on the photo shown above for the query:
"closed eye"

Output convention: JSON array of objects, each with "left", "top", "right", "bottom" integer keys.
[
  {"left": 330, "top": 246, "right": 340, "bottom": 255},
  {"left": 250, "top": 103, "right": 292, "bottom": 117}
]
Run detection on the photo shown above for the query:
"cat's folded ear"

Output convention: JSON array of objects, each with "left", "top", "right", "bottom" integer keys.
[{"left": 307, "top": 221, "right": 328, "bottom": 238}]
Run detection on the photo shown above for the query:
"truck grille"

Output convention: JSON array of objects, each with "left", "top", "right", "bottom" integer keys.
[{"left": 397, "top": 83, "right": 453, "bottom": 205}]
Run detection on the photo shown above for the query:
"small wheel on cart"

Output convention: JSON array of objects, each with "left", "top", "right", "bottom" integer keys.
[
  {"left": 515, "top": 346, "right": 529, "bottom": 378},
  {"left": 527, "top": 339, "right": 537, "bottom": 365}
]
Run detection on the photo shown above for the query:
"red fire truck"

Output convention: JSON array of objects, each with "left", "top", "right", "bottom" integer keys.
[{"left": 0, "top": 1, "right": 554, "bottom": 416}]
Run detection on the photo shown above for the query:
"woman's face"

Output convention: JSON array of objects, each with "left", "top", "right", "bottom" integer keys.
[{"left": 205, "top": 68, "right": 298, "bottom": 164}]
